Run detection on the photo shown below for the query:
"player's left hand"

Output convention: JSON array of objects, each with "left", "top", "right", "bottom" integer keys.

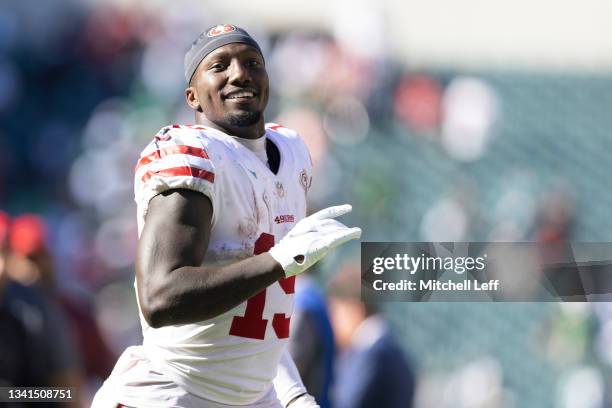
[
  {"left": 286, "top": 393, "right": 320, "bottom": 408},
  {"left": 269, "top": 204, "right": 362, "bottom": 277}
]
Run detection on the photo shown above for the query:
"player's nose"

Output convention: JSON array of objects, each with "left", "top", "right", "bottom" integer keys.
[{"left": 228, "top": 60, "right": 251, "bottom": 85}]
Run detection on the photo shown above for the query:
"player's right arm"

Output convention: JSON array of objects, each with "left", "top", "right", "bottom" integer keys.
[{"left": 136, "top": 188, "right": 286, "bottom": 328}]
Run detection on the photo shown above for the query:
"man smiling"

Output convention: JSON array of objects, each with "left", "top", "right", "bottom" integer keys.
[{"left": 92, "top": 25, "right": 361, "bottom": 408}]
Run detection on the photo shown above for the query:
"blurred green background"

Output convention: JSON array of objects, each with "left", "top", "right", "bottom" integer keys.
[{"left": 1, "top": 0, "right": 612, "bottom": 406}]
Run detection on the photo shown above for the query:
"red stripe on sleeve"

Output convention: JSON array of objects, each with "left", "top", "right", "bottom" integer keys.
[
  {"left": 136, "top": 145, "right": 210, "bottom": 171},
  {"left": 141, "top": 166, "right": 215, "bottom": 184},
  {"left": 267, "top": 124, "right": 285, "bottom": 131}
]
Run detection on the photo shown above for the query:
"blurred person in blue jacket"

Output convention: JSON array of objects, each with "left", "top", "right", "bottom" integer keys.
[
  {"left": 327, "top": 264, "right": 416, "bottom": 408},
  {"left": 288, "top": 271, "right": 335, "bottom": 408}
]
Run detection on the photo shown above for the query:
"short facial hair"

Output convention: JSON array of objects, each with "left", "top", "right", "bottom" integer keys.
[{"left": 225, "top": 111, "right": 261, "bottom": 127}]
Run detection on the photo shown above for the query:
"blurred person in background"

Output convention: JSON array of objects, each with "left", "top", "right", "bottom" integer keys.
[
  {"left": 8, "top": 214, "right": 115, "bottom": 399},
  {"left": 327, "top": 263, "right": 416, "bottom": 408},
  {"left": 0, "top": 211, "right": 43, "bottom": 394},
  {"left": 288, "top": 268, "right": 335, "bottom": 408},
  {"left": 0, "top": 211, "right": 83, "bottom": 407},
  {"left": 534, "top": 189, "right": 575, "bottom": 244},
  {"left": 93, "top": 24, "right": 360, "bottom": 408}
]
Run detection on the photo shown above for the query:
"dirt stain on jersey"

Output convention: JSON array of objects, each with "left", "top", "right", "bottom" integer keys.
[
  {"left": 205, "top": 244, "right": 253, "bottom": 264},
  {"left": 237, "top": 218, "right": 258, "bottom": 241}
]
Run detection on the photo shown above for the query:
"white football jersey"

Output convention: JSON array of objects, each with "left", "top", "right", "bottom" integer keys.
[{"left": 133, "top": 123, "right": 312, "bottom": 405}]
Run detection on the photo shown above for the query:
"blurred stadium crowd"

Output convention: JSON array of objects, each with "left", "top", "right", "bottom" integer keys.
[{"left": 2, "top": 0, "right": 612, "bottom": 407}]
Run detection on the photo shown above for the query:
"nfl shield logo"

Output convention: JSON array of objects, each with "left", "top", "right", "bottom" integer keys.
[
  {"left": 299, "top": 170, "right": 310, "bottom": 193},
  {"left": 276, "top": 182, "right": 285, "bottom": 198}
]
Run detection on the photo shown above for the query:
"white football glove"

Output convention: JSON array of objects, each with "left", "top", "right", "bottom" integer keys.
[
  {"left": 286, "top": 393, "right": 320, "bottom": 408},
  {"left": 269, "top": 204, "right": 362, "bottom": 277}
]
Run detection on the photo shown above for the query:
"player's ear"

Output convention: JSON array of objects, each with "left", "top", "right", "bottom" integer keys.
[{"left": 185, "top": 86, "right": 201, "bottom": 111}]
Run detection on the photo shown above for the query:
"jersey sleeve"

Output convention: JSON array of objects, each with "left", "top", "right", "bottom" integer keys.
[{"left": 134, "top": 125, "right": 217, "bottom": 233}]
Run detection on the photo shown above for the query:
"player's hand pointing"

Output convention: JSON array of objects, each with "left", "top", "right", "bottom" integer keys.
[{"left": 269, "top": 204, "right": 362, "bottom": 277}]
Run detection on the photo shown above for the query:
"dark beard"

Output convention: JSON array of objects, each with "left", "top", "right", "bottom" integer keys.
[{"left": 225, "top": 111, "right": 261, "bottom": 127}]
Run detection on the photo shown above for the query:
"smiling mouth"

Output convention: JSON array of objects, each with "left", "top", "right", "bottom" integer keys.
[{"left": 225, "top": 90, "right": 257, "bottom": 101}]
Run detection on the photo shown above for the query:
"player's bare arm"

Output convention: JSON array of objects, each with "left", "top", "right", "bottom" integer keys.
[
  {"left": 136, "top": 188, "right": 285, "bottom": 328},
  {"left": 137, "top": 188, "right": 359, "bottom": 328}
]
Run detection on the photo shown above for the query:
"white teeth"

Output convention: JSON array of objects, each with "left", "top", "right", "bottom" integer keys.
[{"left": 227, "top": 91, "right": 254, "bottom": 99}]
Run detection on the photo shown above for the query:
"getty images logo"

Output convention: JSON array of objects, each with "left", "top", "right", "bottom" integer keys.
[{"left": 371, "top": 252, "right": 488, "bottom": 275}]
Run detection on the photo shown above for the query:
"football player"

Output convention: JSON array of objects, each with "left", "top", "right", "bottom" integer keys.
[{"left": 92, "top": 24, "right": 361, "bottom": 408}]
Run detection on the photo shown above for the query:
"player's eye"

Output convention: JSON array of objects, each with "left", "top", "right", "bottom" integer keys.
[{"left": 210, "top": 63, "right": 226, "bottom": 72}]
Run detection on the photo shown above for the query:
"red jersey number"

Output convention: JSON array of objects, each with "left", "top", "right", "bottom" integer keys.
[{"left": 229, "top": 233, "right": 295, "bottom": 340}]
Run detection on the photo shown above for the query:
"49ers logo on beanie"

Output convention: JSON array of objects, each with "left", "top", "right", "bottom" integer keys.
[
  {"left": 207, "top": 24, "right": 237, "bottom": 37},
  {"left": 185, "top": 24, "right": 263, "bottom": 82}
]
